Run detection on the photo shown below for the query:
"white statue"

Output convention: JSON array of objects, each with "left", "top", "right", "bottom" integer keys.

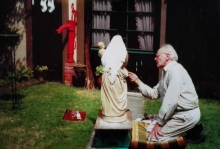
[{"left": 100, "top": 35, "right": 129, "bottom": 123}]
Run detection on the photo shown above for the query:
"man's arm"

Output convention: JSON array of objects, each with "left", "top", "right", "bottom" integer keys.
[{"left": 128, "top": 72, "right": 159, "bottom": 99}]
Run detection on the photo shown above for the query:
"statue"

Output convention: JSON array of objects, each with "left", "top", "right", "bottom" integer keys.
[{"left": 100, "top": 35, "right": 129, "bottom": 123}]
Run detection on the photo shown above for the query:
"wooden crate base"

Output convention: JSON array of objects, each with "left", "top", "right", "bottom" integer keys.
[
  {"left": 92, "top": 129, "right": 130, "bottom": 148},
  {"left": 90, "top": 110, "right": 132, "bottom": 148}
]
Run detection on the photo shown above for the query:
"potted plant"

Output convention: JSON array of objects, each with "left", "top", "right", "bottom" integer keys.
[
  {"left": 73, "top": 61, "right": 86, "bottom": 73},
  {"left": 35, "top": 65, "right": 48, "bottom": 82}
]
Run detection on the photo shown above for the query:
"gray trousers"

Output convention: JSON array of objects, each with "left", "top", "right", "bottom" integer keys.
[{"left": 148, "top": 107, "right": 201, "bottom": 142}]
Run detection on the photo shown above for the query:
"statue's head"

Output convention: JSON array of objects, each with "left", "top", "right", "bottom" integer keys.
[{"left": 97, "top": 42, "right": 105, "bottom": 49}]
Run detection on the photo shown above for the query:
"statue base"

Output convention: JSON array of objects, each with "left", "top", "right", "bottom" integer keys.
[
  {"left": 102, "top": 112, "right": 128, "bottom": 123},
  {"left": 90, "top": 110, "right": 132, "bottom": 148},
  {"left": 94, "top": 110, "right": 132, "bottom": 130}
]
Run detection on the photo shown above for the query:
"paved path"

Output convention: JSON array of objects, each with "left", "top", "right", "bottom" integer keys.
[{"left": 127, "top": 92, "right": 145, "bottom": 120}]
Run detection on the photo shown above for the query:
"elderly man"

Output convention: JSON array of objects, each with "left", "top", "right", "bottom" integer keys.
[{"left": 128, "top": 44, "right": 204, "bottom": 143}]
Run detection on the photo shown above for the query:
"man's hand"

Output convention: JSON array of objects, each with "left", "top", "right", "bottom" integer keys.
[
  {"left": 148, "top": 123, "right": 163, "bottom": 141},
  {"left": 128, "top": 72, "right": 139, "bottom": 84}
]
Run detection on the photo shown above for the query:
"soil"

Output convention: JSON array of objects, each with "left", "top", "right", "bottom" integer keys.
[{"left": 0, "top": 78, "right": 41, "bottom": 95}]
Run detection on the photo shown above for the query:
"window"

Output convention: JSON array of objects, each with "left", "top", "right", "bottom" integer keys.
[
  {"left": 90, "top": 0, "right": 160, "bottom": 89},
  {"left": 91, "top": 0, "right": 159, "bottom": 54}
]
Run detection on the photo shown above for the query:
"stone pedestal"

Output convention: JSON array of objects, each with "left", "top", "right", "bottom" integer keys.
[{"left": 91, "top": 110, "right": 132, "bottom": 148}]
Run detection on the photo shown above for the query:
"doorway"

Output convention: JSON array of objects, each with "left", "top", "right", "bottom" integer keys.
[{"left": 32, "top": 0, "right": 62, "bottom": 81}]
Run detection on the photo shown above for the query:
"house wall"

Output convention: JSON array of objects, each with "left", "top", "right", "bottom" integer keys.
[
  {"left": 166, "top": 0, "right": 220, "bottom": 99},
  {"left": 1, "top": 0, "right": 84, "bottom": 83},
  {"left": 76, "top": 0, "right": 85, "bottom": 64},
  {"left": 160, "top": 0, "right": 167, "bottom": 46},
  {"left": 158, "top": 0, "right": 167, "bottom": 79},
  {"left": 0, "top": 1, "right": 27, "bottom": 69},
  {"left": 1, "top": 0, "right": 166, "bottom": 84},
  {"left": 26, "top": 0, "right": 33, "bottom": 68}
]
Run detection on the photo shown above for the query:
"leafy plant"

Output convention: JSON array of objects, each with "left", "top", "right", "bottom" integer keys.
[
  {"left": 0, "top": 79, "right": 8, "bottom": 86},
  {"left": 4, "top": 66, "right": 33, "bottom": 82},
  {"left": 16, "top": 66, "right": 33, "bottom": 81},
  {"left": 35, "top": 65, "right": 48, "bottom": 73},
  {"left": 95, "top": 65, "right": 104, "bottom": 76}
]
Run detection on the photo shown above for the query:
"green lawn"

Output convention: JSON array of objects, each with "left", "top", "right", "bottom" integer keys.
[
  {"left": 0, "top": 82, "right": 220, "bottom": 149},
  {"left": 0, "top": 83, "right": 101, "bottom": 149},
  {"left": 145, "top": 97, "right": 220, "bottom": 149}
]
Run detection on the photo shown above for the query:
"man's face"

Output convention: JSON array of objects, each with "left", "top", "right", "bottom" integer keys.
[{"left": 154, "top": 48, "right": 170, "bottom": 69}]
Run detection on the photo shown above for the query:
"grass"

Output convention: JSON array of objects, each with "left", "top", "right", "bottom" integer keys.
[
  {"left": 0, "top": 82, "right": 220, "bottom": 149},
  {"left": 145, "top": 98, "right": 220, "bottom": 149},
  {"left": 0, "top": 82, "right": 101, "bottom": 149}
]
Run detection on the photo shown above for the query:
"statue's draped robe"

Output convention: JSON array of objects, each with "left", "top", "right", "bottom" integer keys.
[
  {"left": 101, "top": 68, "right": 128, "bottom": 122},
  {"left": 100, "top": 35, "right": 128, "bottom": 122}
]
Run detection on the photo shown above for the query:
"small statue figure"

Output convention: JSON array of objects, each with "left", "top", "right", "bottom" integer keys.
[
  {"left": 72, "top": 111, "right": 81, "bottom": 120},
  {"left": 76, "top": 111, "right": 81, "bottom": 120},
  {"left": 97, "top": 42, "right": 106, "bottom": 58}
]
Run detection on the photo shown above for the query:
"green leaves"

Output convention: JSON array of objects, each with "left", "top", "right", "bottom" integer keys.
[
  {"left": 95, "top": 65, "right": 104, "bottom": 76},
  {"left": 5, "top": 66, "right": 33, "bottom": 82}
]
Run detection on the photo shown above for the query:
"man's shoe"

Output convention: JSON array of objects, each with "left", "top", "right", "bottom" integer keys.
[
  {"left": 185, "top": 124, "right": 206, "bottom": 144},
  {"left": 186, "top": 132, "right": 207, "bottom": 144}
]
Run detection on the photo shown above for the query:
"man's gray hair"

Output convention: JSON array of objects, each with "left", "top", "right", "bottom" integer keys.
[{"left": 161, "top": 44, "right": 178, "bottom": 61}]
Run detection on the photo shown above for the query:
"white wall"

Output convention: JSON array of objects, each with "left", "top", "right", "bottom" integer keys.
[{"left": 6, "top": 1, "right": 27, "bottom": 69}]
